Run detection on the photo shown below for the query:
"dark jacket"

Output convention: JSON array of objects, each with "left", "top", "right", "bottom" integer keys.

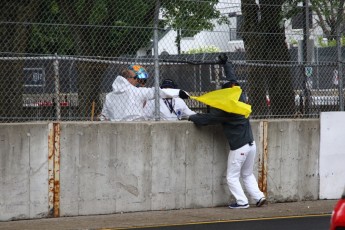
[
  {"left": 189, "top": 108, "right": 253, "bottom": 150},
  {"left": 189, "top": 60, "right": 253, "bottom": 150}
]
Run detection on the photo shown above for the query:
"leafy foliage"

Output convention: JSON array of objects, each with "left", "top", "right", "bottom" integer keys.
[
  {"left": 161, "top": 0, "right": 228, "bottom": 53},
  {"left": 317, "top": 36, "right": 345, "bottom": 47},
  {"left": 23, "top": 0, "right": 227, "bottom": 57},
  {"left": 283, "top": 0, "right": 345, "bottom": 39},
  {"left": 183, "top": 45, "right": 221, "bottom": 54}
]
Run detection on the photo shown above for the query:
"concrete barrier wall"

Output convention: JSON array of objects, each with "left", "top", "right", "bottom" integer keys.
[
  {"left": 0, "top": 123, "right": 49, "bottom": 220},
  {"left": 320, "top": 112, "right": 345, "bottom": 199},
  {"left": 59, "top": 122, "right": 231, "bottom": 216},
  {"left": 266, "top": 120, "right": 320, "bottom": 202},
  {"left": 0, "top": 119, "right": 321, "bottom": 220}
]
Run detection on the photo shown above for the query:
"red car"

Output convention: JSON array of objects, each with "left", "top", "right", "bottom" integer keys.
[{"left": 330, "top": 187, "right": 345, "bottom": 230}]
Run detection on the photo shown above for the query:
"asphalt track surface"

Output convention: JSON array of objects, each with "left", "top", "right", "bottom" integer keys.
[
  {"left": 0, "top": 200, "right": 336, "bottom": 230},
  {"left": 115, "top": 214, "right": 331, "bottom": 230}
]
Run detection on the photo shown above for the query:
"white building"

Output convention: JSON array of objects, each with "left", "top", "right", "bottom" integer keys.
[
  {"left": 138, "top": 0, "right": 244, "bottom": 56},
  {"left": 138, "top": 1, "right": 327, "bottom": 57}
]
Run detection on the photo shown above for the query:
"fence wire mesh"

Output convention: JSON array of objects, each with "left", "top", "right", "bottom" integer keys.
[{"left": 0, "top": 0, "right": 344, "bottom": 122}]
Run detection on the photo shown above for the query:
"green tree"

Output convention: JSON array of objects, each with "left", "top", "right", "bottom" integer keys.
[
  {"left": 310, "top": 0, "right": 345, "bottom": 40},
  {"left": 284, "top": 0, "right": 345, "bottom": 41},
  {"left": 0, "top": 0, "right": 40, "bottom": 121},
  {"left": 55, "top": 0, "right": 156, "bottom": 118},
  {"left": 238, "top": 0, "right": 345, "bottom": 117},
  {"left": 241, "top": 0, "right": 295, "bottom": 116},
  {"left": 1, "top": 0, "right": 228, "bottom": 120},
  {"left": 161, "top": 0, "right": 228, "bottom": 54},
  {"left": 27, "top": 0, "right": 74, "bottom": 55}
]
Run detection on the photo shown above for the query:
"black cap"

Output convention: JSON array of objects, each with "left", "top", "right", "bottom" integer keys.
[
  {"left": 160, "top": 79, "right": 177, "bottom": 89},
  {"left": 222, "top": 80, "right": 239, "bottom": 89},
  {"left": 222, "top": 62, "right": 239, "bottom": 88}
]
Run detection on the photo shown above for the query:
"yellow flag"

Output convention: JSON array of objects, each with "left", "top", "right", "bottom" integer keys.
[{"left": 190, "top": 86, "right": 252, "bottom": 118}]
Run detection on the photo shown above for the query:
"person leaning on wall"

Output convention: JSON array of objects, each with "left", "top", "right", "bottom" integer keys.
[
  {"left": 121, "top": 65, "right": 148, "bottom": 88},
  {"left": 143, "top": 79, "right": 196, "bottom": 121},
  {"left": 99, "top": 64, "right": 190, "bottom": 121},
  {"left": 188, "top": 54, "right": 266, "bottom": 209}
]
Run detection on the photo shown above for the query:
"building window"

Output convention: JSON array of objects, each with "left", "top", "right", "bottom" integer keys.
[
  {"left": 229, "top": 15, "right": 243, "bottom": 41},
  {"left": 236, "top": 15, "right": 243, "bottom": 40}
]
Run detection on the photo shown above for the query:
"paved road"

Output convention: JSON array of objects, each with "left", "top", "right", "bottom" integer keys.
[
  {"left": 0, "top": 200, "right": 336, "bottom": 230},
  {"left": 128, "top": 215, "right": 331, "bottom": 230}
]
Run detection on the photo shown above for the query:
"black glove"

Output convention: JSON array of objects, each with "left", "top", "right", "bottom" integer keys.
[
  {"left": 179, "top": 90, "right": 190, "bottom": 99},
  {"left": 217, "top": 54, "right": 228, "bottom": 65}
]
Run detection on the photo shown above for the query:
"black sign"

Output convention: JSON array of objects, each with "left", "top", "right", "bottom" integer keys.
[{"left": 24, "top": 68, "right": 45, "bottom": 87}]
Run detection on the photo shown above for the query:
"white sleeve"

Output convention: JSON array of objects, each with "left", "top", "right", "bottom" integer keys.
[
  {"left": 160, "top": 88, "right": 180, "bottom": 98},
  {"left": 175, "top": 98, "right": 196, "bottom": 118},
  {"left": 183, "top": 105, "right": 196, "bottom": 116},
  {"left": 139, "top": 87, "right": 180, "bottom": 100}
]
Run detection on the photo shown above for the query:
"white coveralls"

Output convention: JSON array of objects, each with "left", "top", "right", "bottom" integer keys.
[
  {"left": 100, "top": 76, "right": 180, "bottom": 121},
  {"left": 144, "top": 97, "right": 196, "bottom": 120},
  {"left": 227, "top": 141, "right": 264, "bottom": 205}
]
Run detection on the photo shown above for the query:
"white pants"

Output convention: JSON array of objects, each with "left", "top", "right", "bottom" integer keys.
[{"left": 226, "top": 141, "right": 264, "bottom": 205}]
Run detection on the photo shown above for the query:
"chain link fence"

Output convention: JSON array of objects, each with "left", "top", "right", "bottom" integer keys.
[{"left": 0, "top": 0, "right": 344, "bottom": 122}]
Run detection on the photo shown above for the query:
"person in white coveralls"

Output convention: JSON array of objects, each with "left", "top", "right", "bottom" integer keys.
[
  {"left": 100, "top": 65, "right": 189, "bottom": 121},
  {"left": 144, "top": 79, "right": 196, "bottom": 120}
]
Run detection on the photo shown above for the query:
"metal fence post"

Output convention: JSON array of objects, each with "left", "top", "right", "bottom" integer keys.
[
  {"left": 337, "top": 33, "right": 344, "bottom": 111},
  {"left": 154, "top": 0, "right": 161, "bottom": 121},
  {"left": 336, "top": 1, "right": 345, "bottom": 111},
  {"left": 302, "top": 0, "right": 311, "bottom": 115},
  {"left": 53, "top": 54, "right": 61, "bottom": 120}
]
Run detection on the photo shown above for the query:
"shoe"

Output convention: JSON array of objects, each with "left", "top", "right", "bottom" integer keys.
[
  {"left": 256, "top": 197, "right": 266, "bottom": 207},
  {"left": 229, "top": 203, "right": 249, "bottom": 209}
]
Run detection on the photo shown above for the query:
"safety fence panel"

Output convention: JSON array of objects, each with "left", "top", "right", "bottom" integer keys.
[{"left": 0, "top": 0, "right": 344, "bottom": 122}]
